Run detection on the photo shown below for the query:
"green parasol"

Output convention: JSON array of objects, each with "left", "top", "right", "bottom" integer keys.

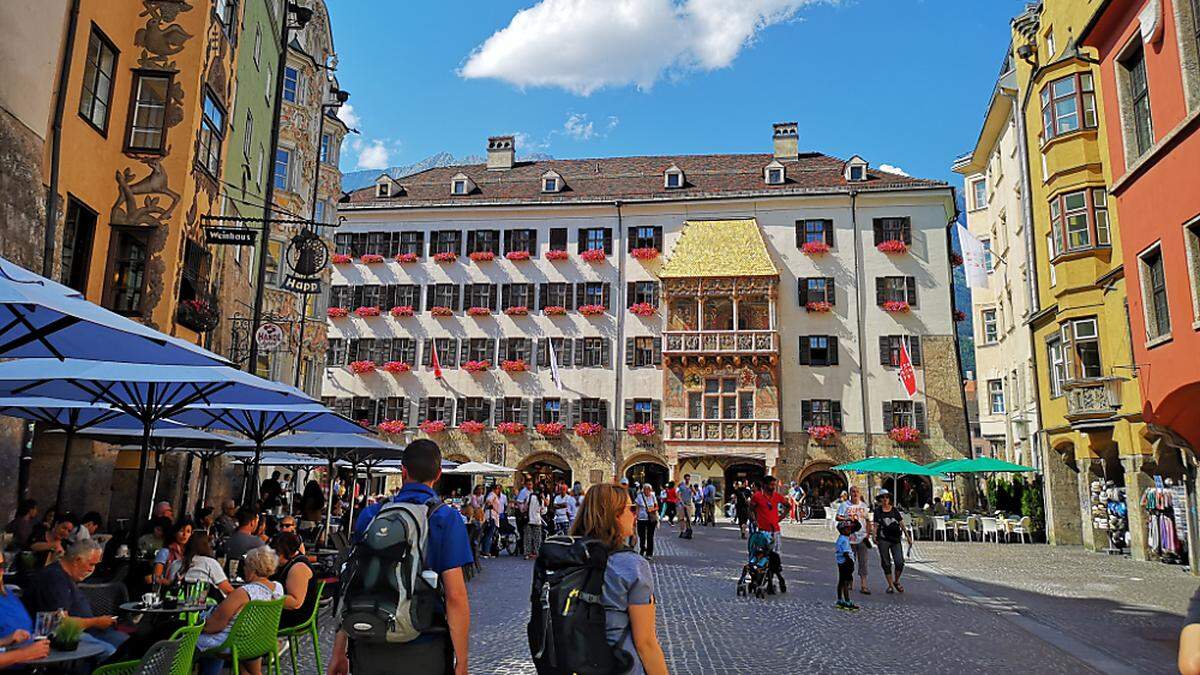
[
  {"left": 931, "top": 457, "right": 1036, "bottom": 474},
  {"left": 834, "top": 456, "right": 939, "bottom": 475}
]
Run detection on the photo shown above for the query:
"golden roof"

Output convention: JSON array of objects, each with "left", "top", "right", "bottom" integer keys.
[{"left": 658, "top": 219, "right": 779, "bottom": 278}]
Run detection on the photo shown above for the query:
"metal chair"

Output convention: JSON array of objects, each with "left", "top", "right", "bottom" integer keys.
[
  {"left": 200, "top": 597, "right": 285, "bottom": 675},
  {"left": 79, "top": 580, "right": 129, "bottom": 617},
  {"left": 278, "top": 581, "right": 325, "bottom": 675}
]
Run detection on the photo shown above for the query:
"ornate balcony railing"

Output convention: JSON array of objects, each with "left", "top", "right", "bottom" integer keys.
[
  {"left": 664, "top": 418, "right": 781, "bottom": 443},
  {"left": 1063, "top": 377, "right": 1123, "bottom": 425},
  {"left": 662, "top": 330, "right": 778, "bottom": 355}
]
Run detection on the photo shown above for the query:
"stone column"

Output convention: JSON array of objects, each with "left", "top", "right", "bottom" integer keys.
[
  {"left": 1122, "top": 455, "right": 1154, "bottom": 561},
  {"left": 1042, "top": 437, "right": 1084, "bottom": 546}
]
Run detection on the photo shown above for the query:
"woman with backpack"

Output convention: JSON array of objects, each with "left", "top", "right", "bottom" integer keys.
[{"left": 570, "top": 483, "right": 668, "bottom": 675}]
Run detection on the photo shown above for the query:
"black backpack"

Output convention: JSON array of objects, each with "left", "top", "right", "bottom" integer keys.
[{"left": 527, "top": 535, "right": 634, "bottom": 675}]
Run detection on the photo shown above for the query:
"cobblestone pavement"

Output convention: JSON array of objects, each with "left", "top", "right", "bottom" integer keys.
[{"left": 289, "top": 516, "right": 1190, "bottom": 674}]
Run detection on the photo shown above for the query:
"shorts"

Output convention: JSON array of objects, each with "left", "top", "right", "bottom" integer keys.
[
  {"left": 837, "top": 559, "right": 855, "bottom": 585},
  {"left": 351, "top": 636, "right": 451, "bottom": 675}
]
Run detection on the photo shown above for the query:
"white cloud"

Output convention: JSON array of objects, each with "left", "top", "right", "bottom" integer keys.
[
  {"left": 562, "top": 113, "right": 595, "bottom": 140},
  {"left": 512, "top": 131, "right": 550, "bottom": 153},
  {"left": 878, "top": 164, "right": 909, "bottom": 177},
  {"left": 606, "top": 116, "right": 620, "bottom": 131},
  {"left": 356, "top": 140, "right": 390, "bottom": 170},
  {"left": 460, "top": 0, "right": 812, "bottom": 95},
  {"left": 336, "top": 103, "right": 360, "bottom": 129}
]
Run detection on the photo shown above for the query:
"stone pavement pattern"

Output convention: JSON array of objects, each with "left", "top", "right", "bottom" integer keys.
[{"left": 290, "top": 517, "right": 1190, "bottom": 674}]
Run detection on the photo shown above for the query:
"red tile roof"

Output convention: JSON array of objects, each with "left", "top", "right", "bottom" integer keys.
[{"left": 342, "top": 152, "right": 948, "bottom": 208}]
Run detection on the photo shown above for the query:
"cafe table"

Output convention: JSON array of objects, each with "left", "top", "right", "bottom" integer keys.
[{"left": 24, "top": 638, "right": 108, "bottom": 672}]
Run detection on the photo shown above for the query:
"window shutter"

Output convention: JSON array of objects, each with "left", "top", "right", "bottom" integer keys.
[
  {"left": 575, "top": 283, "right": 586, "bottom": 308},
  {"left": 562, "top": 338, "right": 573, "bottom": 366},
  {"left": 415, "top": 232, "right": 424, "bottom": 257},
  {"left": 603, "top": 228, "right": 613, "bottom": 255},
  {"left": 650, "top": 282, "right": 660, "bottom": 308},
  {"left": 577, "top": 231, "right": 586, "bottom": 254},
  {"left": 538, "top": 338, "right": 547, "bottom": 366},
  {"left": 801, "top": 400, "right": 812, "bottom": 428},
  {"left": 453, "top": 284, "right": 462, "bottom": 311},
  {"left": 795, "top": 221, "right": 802, "bottom": 249},
  {"left": 627, "top": 282, "right": 635, "bottom": 308},
  {"left": 501, "top": 284, "right": 511, "bottom": 310},
  {"left": 538, "top": 284, "right": 548, "bottom": 310},
  {"left": 454, "top": 231, "right": 463, "bottom": 257},
  {"left": 493, "top": 398, "right": 503, "bottom": 426},
  {"left": 599, "top": 400, "right": 609, "bottom": 428},
  {"left": 826, "top": 278, "right": 836, "bottom": 305},
  {"left": 824, "top": 220, "right": 835, "bottom": 247},
  {"left": 569, "top": 400, "right": 582, "bottom": 428},
  {"left": 503, "top": 230, "right": 513, "bottom": 254},
  {"left": 914, "top": 401, "right": 927, "bottom": 434},
  {"left": 425, "top": 285, "right": 435, "bottom": 310},
  {"left": 905, "top": 277, "right": 917, "bottom": 306},
  {"left": 405, "top": 398, "right": 415, "bottom": 427},
  {"left": 652, "top": 337, "right": 662, "bottom": 366},
  {"left": 488, "top": 284, "right": 497, "bottom": 311},
  {"left": 624, "top": 399, "right": 634, "bottom": 426},
  {"left": 602, "top": 284, "right": 611, "bottom": 309},
  {"left": 466, "top": 230, "right": 477, "bottom": 254},
  {"left": 832, "top": 401, "right": 843, "bottom": 430},
  {"left": 567, "top": 283, "right": 576, "bottom": 310},
  {"left": 459, "top": 340, "right": 469, "bottom": 365},
  {"left": 651, "top": 400, "right": 661, "bottom": 426},
  {"left": 882, "top": 401, "right": 894, "bottom": 431},
  {"left": 652, "top": 227, "right": 662, "bottom": 252},
  {"left": 498, "top": 338, "right": 508, "bottom": 361},
  {"left": 418, "top": 397, "right": 428, "bottom": 423},
  {"left": 828, "top": 336, "right": 839, "bottom": 366},
  {"left": 798, "top": 278, "right": 808, "bottom": 306},
  {"left": 909, "top": 336, "right": 923, "bottom": 366},
  {"left": 880, "top": 336, "right": 891, "bottom": 366},
  {"left": 601, "top": 339, "right": 611, "bottom": 368},
  {"left": 625, "top": 338, "right": 635, "bottom": 367},
  {"left": 455, "top": 399, "right": 465, "bottom": 426},
  {"left": 902, "top": 218, "right": 912, "bottom": 245},
  {"left": 411, "top": 285, "right": 422, "bottom": 312},
  {"left": 798, "top": 337, "right": 810, "bottom": 365},
  {"left": 490, "top": 230, "right": 501, "bottom": 254},
  {"left": 450, "top": 339, "right": 462, "bottom": 368},
  {"left": 875, "top": 278, "right": 885, "bottom": 305},
  {"left": 873, "top": 219, "right": 884, "bottom": 246},
  {"left": 532, "top": 398, "right": 543, "bottom": 425},
  {"left": 529, "top": 230, "right": 537, "bottom": 253},
  {"left": 573, "top": 339, "right": 584, "bottom": 366}
]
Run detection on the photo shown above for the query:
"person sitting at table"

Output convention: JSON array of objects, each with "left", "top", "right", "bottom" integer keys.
[
  {"left": 214, "top": 500, "right": 238, "bottom": 540},
  {"left": 269, "top": 533, "right": 315, "bottom": 630},
  {"left": 194, "top": 506, "right": 216, "bottom": 534},
  {"left": 30, "top": 513, "right": 75, "bottom": 568},
  {"left": 223, "top": 509, "right": 263, "bottom": 563},
  {"left": 194, "top": 546, "right": 283, "bottom": 675},
  {"left": 4, "top": 499, "right": 39, "bottom": 550},
  {"left": 0, "top": 550, "right": 52, "bottom": 669},
  {"left": 175, "top": 532, "right": 235, "bottom": 597},
  {"left": 137, "top": 517, "right": 170, "bottom": 559},
  {"left": 152, "top": 519, "right": 194, "bottom": 587},
  {"left": 70, "top": 512, "right": 103, "bottom": 545},
  {"left": 24, "top": 539, "right": 125, "bottom": 660},
  {"left": 299, "top": 480, "right": 324, "bottom": 526},
  {"left": 276, "top": 517, "right": 306, "bottom": 555}
]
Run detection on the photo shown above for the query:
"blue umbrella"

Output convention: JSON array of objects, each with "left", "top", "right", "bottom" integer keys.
[
  {"left": 172, "top": 403, "right": 367, "bottom": 504},
  {"left": 0, "top": 256, "right": 228, "bottom": 366},
  {"left": 0, "top": 358, "right": 316, "bottom": 548}
]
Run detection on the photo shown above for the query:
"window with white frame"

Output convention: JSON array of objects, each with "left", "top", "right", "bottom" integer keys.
[
  {"left": 982, "top": 309, "right": 999, "bottom": 343},
  {"left": 540, "top": 398, "right": 562, "bottom": 424},
  {"left": 1061, "top": 317, "right": 1102, "bottom": 379},
  {"left": 664, "top": 167, "right": 683, "bottom": 189},
  {"left": 376, "top": 182, "right": 389, "bottom": 198},
  {"left": 1047, "top": 337, "right": 1066, "bottom": 397},
  {"left": 452, "top": 178, "right": 467, "bottom": 195},
  {"left": 542, "top": 175, "right": 558, "bottom": 192},
  {"left": 972, "top": 178, "right": 987, "bottom": 210},
  {"left": 197, "top": 90, "right": 225, "bottom": 176},
  {"left": 1039, "top": 73, "right": 1097, "bottom": 140},
  {"left": 982, "top": 239, "right": 994, "bottom": 272},
  {"left": 988, "top": 379, "right": 1005, "bottom": 414},
  {"left": 1140, "top": 245, "right": 1171, "bottom": 340},
  {"left": 283, "top": 66, "right": 299, "bottom": 103},
  {"left": 274, "top": 148, "right": 290, "bottom": 191}
]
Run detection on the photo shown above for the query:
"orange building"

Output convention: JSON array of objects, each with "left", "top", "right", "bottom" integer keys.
[{"left": 1081, "top": 0, "right": 1200, "bottom": 563}]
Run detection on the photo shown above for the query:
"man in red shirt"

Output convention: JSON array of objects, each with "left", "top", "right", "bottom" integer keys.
[{"left": 750, "top": 475, "right": 789, "bottom": 594}]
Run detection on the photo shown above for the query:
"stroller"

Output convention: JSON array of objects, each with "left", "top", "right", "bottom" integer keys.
[
  {"left": 496, "top": 515, "right": 520, "bottom": 556},
  {"left": 737, "top": 530, "right": 784, "bottom": 598}
]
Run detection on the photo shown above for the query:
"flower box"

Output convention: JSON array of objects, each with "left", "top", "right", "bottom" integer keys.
[
  {"left": 580, "top": 249, "right": 607, "bottom": 263},
  {"left": 433, "top": 252, "right": 458, "bottom": 263},
  {"left": 504, "top": 305, "right": 529, "bottom": 317},
  {"left": 469, "top": 251, "right": 496, "bottom": 262},
  {"left": 327, "top": 307, "right": 349, "bottom": 318},
  {"left": 574, "top": 422, "right": 603, "bottom": 437},
  {"left": 357, "top": 419, "right": 374, "bottom": 430},
  {"left": 543, "top": 305, "right": 567, "bottom": 316},
  {"left": 331, "top": 253, "right": 353, "bottom": 264},
  {"left": 500, "top": 359, "right": 527, "bottom": 373},
  {"left": 354, "top": 306, "right": 381, "bottom": 318},
  {"left": 801, "top": 241, "right": 830, "bottom": 255},
  {"left": 430, "top": 306, "right": 454, "bottom": 317},
  {"left": 536, "top": 422, "right": 565, "bottom": 437},
  {"left": 953, "top": 309, "right": 967, "bottom": 322},
  {"left": 877, "top": 240, "right": 908, "bottom": 254},
  {"left": 459, "top": 420, "right": 486, "bottom": 434},
  {"left": 544, "top": 250, "right": 570, "bottom": 261},
  {"left": 497, "top": 421, "right": 526, "bottom": 435},
  {"left": 395, "top": 252, "right": 419, "bottom": 263},
  {"left": 505, "top": 250, "right": 531, "bottom": 261},
  {"left": 888, "top": 426, "right": 922, "bottom": 445},
  {"left": 390, "top": 305, "right": 415, "bottom": 318},
  {"left": 377, "top": 420, "right": 407, "bottom": 435},
  {"left": 805, "top": 301, "right": 832, "bottom": 313},
  {"left": 360, "top": 253, "right": 385, "bottom": 264},
  {"left": 578, "top": 304, "right": 606, "bottom": 316},
  {"left": 466, "top": 306, "right": 492, "bottom": 317},
  {"left": 462, "top": 359, "right": 491, "bottom": 373},
  {"left": 383, "top": 361, "right": 411, "bottom": 374},
  {"left": 949, "top": 252, "right": 964, "bottom": 267},
  {"left": 629, "top": 302, "right": 656, "bottom": 317},
  {"left": 882, "top": 300, "right": 911, "bottom": 313},
  {"left": 419, "top": 420, "right": 447, "bottom": 434},
  {"left": 626, "top": 423, "right": 656, "bottom": 437},
  {"left": 349, "top": 360, "right": 376, "bottom": 375},
  {"left": 631, "top": 247, "right": 659, "bottom": 261},
  {"left": 808, "top": 425, "right": 839, "bottom": 443}
]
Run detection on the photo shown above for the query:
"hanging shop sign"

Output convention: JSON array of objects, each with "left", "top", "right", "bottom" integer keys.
[
  {"left": 255, "top": 322, "right": 286, "bottom": 351},
  {"left": 281, "top": 230, "right": 328, "bottom": 294},
  {"left": 205, "top": 227, "right": 258, "bottom": 246}
]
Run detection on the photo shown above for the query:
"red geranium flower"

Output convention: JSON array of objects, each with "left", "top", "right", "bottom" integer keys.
[
  {"left": 882, "top": 300, "right": 911, "bottom": 313},
  {"left": 433, "top": 252, "right": 458, "bottom": 263},
  {"left": 469, "top": 251, "right": 496, "bottom": 262},
  {"left": 383, "top": 361, "right": 411, "bottom": 373},
  {"left": 497, "top": 421, "right": 526, "bottom": 435},
  {"left": 377, "top": 420, "right": 407, "bottom": 435},
  {"left": 354, "top": 306, "right": 381, "bottom": 318},
  {"left": 536, "top": 422, "right": 565, "bottom": 437},
  {"left": 327, "top": 307, "right": 349, "bottom": 318},
  {"left": 419, "top": 420, "right": 447, "bottom": 434},
  {"left": 805, "top": 301, "right": 832, "bottom": 313},
  {"left": 500, "top": 359, "right": 527, "bottom": 373},
  {"left": 580, "top": 249, "right": 606, "bottom": 263},
  {"left": 349, "top": 360, "right": 376, "bottom": 375},
  {"left": 390, "top": 305, "right": 414, "bottom": 317},
  {"left": 801, "top": 241, "right": 830, "bottom": 255},
  {"left": 877, "top": 240, "right": 908, "bottom": 254},
  {"left": 459, "top": 420, "right": 486, "bottom": 434},
  {"left": 466, "top": 306, "right": 491, "bottom": 317},
  {"left": 578, "top": 304, "right": 606, "bottom": 316},
  {"left": 544, "top": 250, "right": 570, "bottom": 261},
  {"left": 629, "top": 302, "right": 656, "bottom": 317},
  {"left": 430, "top": 306, "right": 454, "bottom": 317},
  {"left": 630, "top": 247, "right": 659, "bottom": 261},
  {"left": 505, "top": 251, "right": 531, "bottom": 261},
  {"left": 574, "top": 422, "right": 602, "bottom": 437},
  {"left": 543, "top": 305, "right": 567, "bottom": 316},
  {"left": 395, "top": 252, "right": 419, "bottom": 263},
  {"left": 359, "top": 253, "right": 385, "bottom": 264},
  {"left": 331, "top": 253, "right": 352, "bottom": 264},
  {"left": 504, "top": 306, "right": 529, "bottom": 317}
]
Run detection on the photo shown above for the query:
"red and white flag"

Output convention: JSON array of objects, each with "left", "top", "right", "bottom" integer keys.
[
  {"left": 897, "top": 339, "right": 918, "bottom": 398},
  {"left": 430, "top": 339, "right": 443, "bottom": 379}
]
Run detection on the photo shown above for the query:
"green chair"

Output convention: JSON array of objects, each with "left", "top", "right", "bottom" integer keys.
[
  {"left": 94, "top": 625, "right": 203, "bottom": 675},
  {"left": 200, "top": 597, "right": 285, "bottom": 675},
  {"left": 277, "top": 581, "right": 326, "bottom": 675}
]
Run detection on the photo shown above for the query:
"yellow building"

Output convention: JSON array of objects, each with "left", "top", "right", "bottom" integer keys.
[{"left": 1010, "top": 1, "right": 1150, "bottom": 557}]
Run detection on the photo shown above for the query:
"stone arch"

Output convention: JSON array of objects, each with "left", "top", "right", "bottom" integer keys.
[
  {"left": 445, "top": 453, "right": 472, "bottom": 464},
  {"left": 518, "top": 451, "right": 571, "bottom": 472},
  {"left": 518, "top": 451, "right": 574, "bottom": 487},
  {"left": 795, "top": 460, "right": 839, "bottom": 483},
  {"left": 620, "top": 452, "right": 668, "bottom": 474}
]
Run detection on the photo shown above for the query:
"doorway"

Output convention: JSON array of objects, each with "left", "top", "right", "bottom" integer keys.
[{"left": 626, "top": 462, "right": 669, "bottom": 492}]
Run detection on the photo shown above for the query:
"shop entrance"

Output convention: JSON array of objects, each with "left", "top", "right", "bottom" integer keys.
[
  {"left": 800, "top": 470, "right": 848, "bottom": 510},
  {"left": 626, "top": 462, "right": 669, "bottom": 492},
  {"left": 724, "top": 462, "right": 766, "bottom": 494},
  {"left": 520, "top": 455, "right": 572, "bottom": 490}
]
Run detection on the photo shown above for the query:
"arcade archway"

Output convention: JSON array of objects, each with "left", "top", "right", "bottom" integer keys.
[
  {"left": 519, "top": 452, "right": 573, "bottom": 489},
  {"left": 724, "top": 462, "right": 766, "bottom": 494},
  {"left": 797, "top": 462, "right": 847, "bottom": 509},
  {"left": 625, "top": 461, "right": 669, "bottom": 492}
]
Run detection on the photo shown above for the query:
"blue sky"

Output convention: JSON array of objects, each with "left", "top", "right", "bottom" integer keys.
[{"left": 327, "top": 0, "right": 1026, "bottom": 185}]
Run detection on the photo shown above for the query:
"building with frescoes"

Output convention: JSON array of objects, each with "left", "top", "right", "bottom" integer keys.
[{"left": 327, "top": 124, "right": 970, "bottom": 501}]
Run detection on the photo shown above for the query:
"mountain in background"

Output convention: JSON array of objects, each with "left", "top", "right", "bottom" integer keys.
[{"left": 341, "top": 151, "right": 555, "bottom": 192}]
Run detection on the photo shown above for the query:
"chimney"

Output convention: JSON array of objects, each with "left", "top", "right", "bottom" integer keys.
[
  {"left": 772, "top": 122, "right": 798, "bottom": 161},
  {"left": 487, "top": 135, "right": 515, "bottom": 171}
]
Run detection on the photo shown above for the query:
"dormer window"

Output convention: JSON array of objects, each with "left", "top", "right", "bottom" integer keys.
[
  {"left": 453, "top": 180, "right": 466, "bottom": 195},
  {"left": 541, "top": 170, "right": 562, "bottom": 193},
  {"left": 764, "top": 160, "right": 785, "bottom": 185},
  {"left": 664, "top": 165, "right": 684, "bottom": 189},
  {"left": 849, "top": 166, "right": 864, "bottom": 181},
  {"left": 450, "top": 172, "right": 474, "bottom": 196},
  {"left": 376, "top": 182, "right": 390, "bottom": 197},
  {"left": 843, "top": 155, "right": 869, "bottom": 182}
]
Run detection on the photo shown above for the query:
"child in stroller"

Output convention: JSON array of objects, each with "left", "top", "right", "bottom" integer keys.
[{"left": 737, "top": 530, "right": 784, "bottom": 598}]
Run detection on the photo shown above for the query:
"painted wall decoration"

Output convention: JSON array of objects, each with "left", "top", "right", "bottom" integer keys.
[{"left": 111, "top": 158, "right": 181, "bottom": 228}]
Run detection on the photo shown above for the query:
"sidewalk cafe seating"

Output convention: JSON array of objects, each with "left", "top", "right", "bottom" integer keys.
[
  {"left": 199, "top": 597, "right": 285, "bottom": 675},
  {"left": 278, "top": 581, "right": 325, "bottom": 675},
  {"left": 981, "top": 517, "right": 1001, "bottom": 543},
  {"left": 1011, "top": 516, "right": 1033, "bottom": 544},
  {"left": 94, "top": 625, "right": 202, "bottom": 675}
]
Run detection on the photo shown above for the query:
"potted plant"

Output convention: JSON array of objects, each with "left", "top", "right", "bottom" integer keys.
[
  {"left": 497, "top": 421, "right": 526, "bottom": 435},
  {"left": 327, "top": 307, "right": 349, "bottom": 318},
  {"left": 463, "top": 359, "right": 491, "bottom": 373},
  {"left": 504, "top": 305, "right": 529, "bottom": 317},
  {"left": 354, "top": 306, "right": 381, "bottom": 318},
  {"left": 888, "top": 426, "right": 922, "bottom": 446},
  {"left": 500, "top": 359, "right": 527, "bottom": 373},
  {"left": 801, "top": 241, "right": 830, "bottom": 255},
  {"left": 580, "top": 249, "right": 606, "bottom": 263},
  {"left": 377, "top": 420, "right": 407, "bottom": 435},
  {"left": 432, "top": 251, "right": 458, "bottom": 263},
  {"left": 349, "top": 360, "right": 376, "bottom": 375},
  {"left": 882, "top": 300, "right": 911, "bottom": 313},
  {"left": 469, "top": 250, "right": 496, "bottom": 262},
  {"left": 395, "top": 252, "right": 419, "bottom": 263},
  {"left": 505, "top": 250, "right": 531, "bottom": 261},
  {"left": 544, "top": 249, "right": 570, "bottom": 261},
  {"left": 578, "top": 304, "right": 606, "bottom": 316},
  {"left": 629, "top": 302, "right": 656, "bottom": 317},
  {"left": 419, "top": 419, "right": 447, "bottom": 434},
  {"left": 574, "top": 422, "right": 602, "bottom": 437},
  {"left": 536, "top": 422, "right": 565, "bottom": 437},
  {"left": 459, "top": 420, "right": 486, "bottom": 434},
  {"left": 390, "top": 305, "right": 415, "bottom": 318},
  {"left": 626, "top": 422, "right": 656, "bottom": 437},
  {"left": 466, "top": 306, "right": 491, "bottom": 317},
  {"left": 805, "top": 301, "right": 832, "bottom": 313},
  {"left": 543, "top": 305, "right": 567, "bottom": 316},
  {"left": 430, "top": 306, "right": 454, "bottom": 317},
  {"left": 359, "top": 253, "right": 385, "bottom": 264},
  {"left": 630, "top": 247, "right": 659, "bottom": 261},
  {"left": 331, "top": 253, "right": 352, "bottom": 264},
  {"left": 877, "top": 240, "right": 908, "bottom": 254},
  {"left": 51, "top": 618, "right": 84, "bottom": 651},
  {"left": 808, "top": 425, "right": 839, "bottom": 444},
  {"left": 383, "top": 361, "right": 411, "bottom": 374}
]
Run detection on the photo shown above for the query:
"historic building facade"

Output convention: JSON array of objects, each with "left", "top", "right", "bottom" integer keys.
[
  {"left": 327, "top": 125, "right": 968, "bottom": 500},
  {"left": 953, "top": 49, "right": 1043, "bottom": 470},
  {"left": 1080, "top": 0, "right": 1200, "bottom": 570}
]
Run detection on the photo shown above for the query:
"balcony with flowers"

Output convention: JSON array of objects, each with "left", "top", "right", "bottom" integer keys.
[
  {"left": 506, "top": 250, "right": 531, "bottom": 261},
  {"left": 543, "top": 305, "right": 567, "bottom": 316},
  {"left": 544, "top": 249, "right": 569, "bottom": 261},
  {"left": 176, "top": 287, "right": 219, "bottom": 333},
  {"left": 536, "top": 422, "right": 565, "bottom": 437},
  {"left": 419, "top": 420, "right": 447, "bottom": 434},
  {"left": 574, "top": 422, "right": 603, "bottom": 437},
  {"left": 395, "top": 252, "right": 419, "bottom": 263},
  {"left": 877, "top": 240, "right": 908, "bottom": 254},
  {"left": 349, "top": 360, "right": 377, "bottom": 375},
  {"left": 377, "top": 420, "right": 407, "bottom": 435},
  {"left": 629, "top": 302, "right": 657, "bottom": 317},
  {"left": 497, "top": 421, "right": 526, "bottom": 435},
  {"left": 881, "top": 300, "right": 911, "bottom": 313},
  {"left": 354, "top": 306, "right": 381, "bottom": 318},
  {"left": 359, "top": 253, "right": 385, "bottom": 264},
  {"left": 805, "top": 301, "right": 832, "bottom": 313},
  {"left": 430, "top": 306, "right": 454, "bottom": 317},
  {"left": 801, "top": 241, "right": 830, "bottom": 256},
  {"left": 466, "top": 306, "right": 491, "bottom": 317},
  {"left": 459, "top": 420, "right": 486, "bottom": 434},
  {"left": 578, "top": 304, "right": 606, "bottom": 317},
  {"left": 327, "top": 306, "right": 350, "bottom": 318},
  {"left": 469, "top": 251, "right": 495, "bottom": 263},
  {"left": 462, "top": 359, "right": 491, "bottom": 373},
  {"left": 626, "top": 423, "right": 656, "bottom": 437},
  {"left": 383, "top": 361, "right": 411, "bottom": 374},
  {"left": 433, "top": 251, "right": 458, "bottom": 263},
  {"left": 631, "top": 247, "right": 659, "bottom": 261},
  {"left": 500, "top": 359, "right": 527, "bottom": 373},
  {"left": 390, "top": 305, "right": 415, "bottom": 318},
  {"left": 331, "top": 253, "right": 353, "bottom": 264},
  {"left": 888, "top": 426, "right": 922, "bottom": 446},
  {"left": 807, "top": 425, "right": 839, "bottom": 445},
  {"left": 504, "top": 305, "right": 529, "bottom": 317},
  {"left": 580, "top": 249, "right": 606, "bottom": 263}
]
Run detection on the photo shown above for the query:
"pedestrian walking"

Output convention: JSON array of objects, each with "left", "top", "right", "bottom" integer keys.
[
  {"left": 677, "top": 476, "right": 694, "bottom": 539},
  {"left": 837, "top": 486, "right": 872, "bottom": 594},
  {"left": 481, "top": 484, "right": 502, "bottom": 558},
  {"left": 872, "top": 492, "right": 909, "bottom": 594},
  {"left": 635, "top": 483, "right": 659, "bottom": 559},
  {"left": 749, "top": 475, "right": 789, "bottom": 594},
  {"left": 515, "top": 482, "right": 530, "bottom": 552},
  {"left": 702, "top": 480, "right": 717, "bottom": 526},
  {"left": 692, "top": 483, "right": 704, "bottom": 525},
  {"left": 663, "top": 482, "right": 678, "bottom": 525},
  {"left": 553, "top": 484, "right": 576, "bottom": 536},
  {"left": 834, "top": 520, "right": 860, "bottom": 611},
  {"left": 525, "top": 487, "right": 547, "bottom": 559},
  {"left": 569, "top": 483, "right": 669, "bottom": 675},
  {"left": 733, "top": 481, "right": 752, "bottom": 539}
]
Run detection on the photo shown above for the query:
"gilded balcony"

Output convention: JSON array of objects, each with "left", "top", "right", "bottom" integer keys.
[
  {"left": 1063, "top": 377, "right": 1123, "bottom": 427},
  {"left": 662, "top": 330, "right": 778, "bottom": 355},
  {"left": 664, "top": 417, "right": 781, "bottom": 443}
]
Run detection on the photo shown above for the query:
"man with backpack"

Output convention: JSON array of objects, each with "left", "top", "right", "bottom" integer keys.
[{"left": 328, "top": 439, "right": 472, "bottom": 675}]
